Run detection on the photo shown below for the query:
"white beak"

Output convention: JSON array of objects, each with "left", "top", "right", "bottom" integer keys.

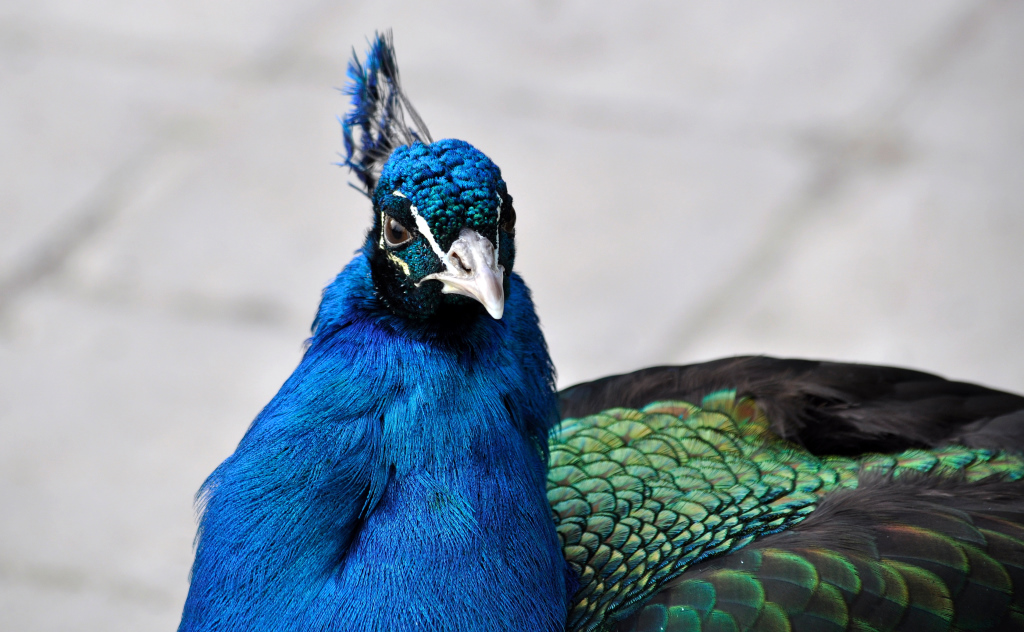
[{"left": 420, "top": 228, "right": 505, "bottom": 319}]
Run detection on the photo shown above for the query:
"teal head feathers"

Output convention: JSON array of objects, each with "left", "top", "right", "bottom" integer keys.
[
  {"left": 365, "top": 140, "right": 517, "bottom": 320},
  {"left": 343, "top": 32, "right": 515, "bottom": 321}
]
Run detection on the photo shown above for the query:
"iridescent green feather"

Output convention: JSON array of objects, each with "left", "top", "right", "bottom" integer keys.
[
  {"left": 619, "top": 541, "right": 1024, "bottom": 632},
  {"left": 549, "top": 391, "right": 1024, "bottom": 632}
]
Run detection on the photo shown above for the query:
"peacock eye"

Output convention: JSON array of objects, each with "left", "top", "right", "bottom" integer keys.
[
  {"left": 383, "top": 215, "right": 414, "bottom": 247},
  {"left": 500, "top": 204, "right": 516, "bottom": 233}
]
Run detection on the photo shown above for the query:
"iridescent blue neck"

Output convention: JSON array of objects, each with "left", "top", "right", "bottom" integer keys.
[{"left": 179, "top": 255, "right": 569, "bottom": 632}]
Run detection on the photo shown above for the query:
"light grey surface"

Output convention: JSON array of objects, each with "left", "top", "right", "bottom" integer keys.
[{"left": 1, "top": 1, "right": 1022, "bottom": 628}]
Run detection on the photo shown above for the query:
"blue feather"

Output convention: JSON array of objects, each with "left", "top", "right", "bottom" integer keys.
[
  {"left": 341, "top": 31, "right": 433, "bottom": 196},
  {"left": 179, "top": 257, "right": 570, "bottom": 631}
]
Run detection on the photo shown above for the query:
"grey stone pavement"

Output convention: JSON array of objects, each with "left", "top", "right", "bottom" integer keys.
[{"left": 1, "top": 1, "right": 1022, "bottom": 629}]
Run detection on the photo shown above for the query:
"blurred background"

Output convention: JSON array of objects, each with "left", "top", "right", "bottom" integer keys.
[{"left": 1, "top": 1, "right": 1022, "bottom": 629}]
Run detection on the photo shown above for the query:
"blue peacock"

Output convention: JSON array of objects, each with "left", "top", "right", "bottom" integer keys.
[{"left": 179, "top": 33, "right": 1024, "bottom": 632}]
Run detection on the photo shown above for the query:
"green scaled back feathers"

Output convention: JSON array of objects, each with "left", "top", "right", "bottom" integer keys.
[{"left": 548, "top": 390, "right": 1024, "bottom": 632}]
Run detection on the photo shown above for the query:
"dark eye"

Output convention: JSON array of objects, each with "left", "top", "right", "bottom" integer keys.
[
  {"left": 500, "top": 204, "right": 516, "bottom": 233},
  {"left": 383, "top": 215, "right": 414, "bottom": 247}
]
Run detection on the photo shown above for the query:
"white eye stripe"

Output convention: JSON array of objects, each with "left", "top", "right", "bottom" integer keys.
[
  {"left": 495, "top": 191, "right": 502, "bottom": 257},
  {"left": 390, "top": 189, "right": 502, "bottom": 264},
  {"left": 390, "top": 189, "right": 444, "bottom": 259},
  {"left": 378, "top": 212, "right": 412, "bottom": 276},
  {"left": 408, "top": 204, "right": 449, "bottom": 263},
  {"left": 386, "top": 251, "right": 411, "bottom": 275}
]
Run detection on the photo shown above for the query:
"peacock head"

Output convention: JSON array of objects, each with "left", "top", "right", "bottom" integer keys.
[
  {"left": 342, "top": 33, "right": 517, "bottom": 321},
  {"left": 364, "top": 139, "right": 517, "bottom": 321}
]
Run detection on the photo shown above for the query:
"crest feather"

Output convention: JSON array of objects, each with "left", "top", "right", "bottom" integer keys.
[{"left": 341, "top": 31, "right": 433, "bottom": 196}]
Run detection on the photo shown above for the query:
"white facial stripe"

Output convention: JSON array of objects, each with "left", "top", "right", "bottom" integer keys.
[
  {"left": 408, "top": 204, "right": 448, "bottom": 263},
  {"left": 392, "top": 190, "right": 447, "bottom": 263},
  {"left": 495, "top": 191, "right": 502, "bottom": 257},
  {"left": 379, "top": 212, "right": 412, "bottom": 276},
  {"left": 386, "top": 251, "right": 411, "bottom": 275},
  {"left": 393, "top": 189, "right": 501, "bottom": 267}
]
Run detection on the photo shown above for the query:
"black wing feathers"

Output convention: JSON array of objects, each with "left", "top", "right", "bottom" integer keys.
[{"left": 558, "top": 357, "right": 1024, "bottom": 456}]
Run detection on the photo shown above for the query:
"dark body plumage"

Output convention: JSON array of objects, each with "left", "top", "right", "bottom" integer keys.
[
  {"left": 178, "top": 34, "right": 1024, "bottom": 632},
  {"left": 556, "top": 361, "right": 1024, "bottom": 631},
  {"left": 560, "top": 358, "right": 1024, "bottom": 456}
]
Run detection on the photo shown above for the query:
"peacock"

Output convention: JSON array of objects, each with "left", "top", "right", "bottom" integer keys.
[{"left": 178, "top": 33, "right": 1024, "bottom": 632}]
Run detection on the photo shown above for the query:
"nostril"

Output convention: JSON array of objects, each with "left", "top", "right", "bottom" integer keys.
[{"left": 449, "top": 251, "right": 471, "bottom": 274}]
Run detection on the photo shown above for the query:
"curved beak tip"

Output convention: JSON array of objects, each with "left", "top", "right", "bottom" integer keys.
[
  {"left": 420, "top": 228, "right": 506, "bottom": 320},
  {"left": 436, "top": 270, "right": 505, "bottom": 320},
  {"left": 482, "top": 295, "right": 504, "bottom": 320}
]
